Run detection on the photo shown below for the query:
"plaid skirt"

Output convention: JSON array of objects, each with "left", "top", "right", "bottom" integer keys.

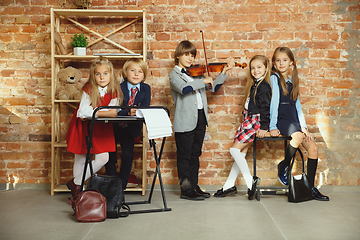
[{"left": 234, "top": 109, "right": 261, "bottom": 143}]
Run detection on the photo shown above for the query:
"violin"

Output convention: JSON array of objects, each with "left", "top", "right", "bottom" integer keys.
[
  {"left": 186, "top": 62, "right": 247, "bottom": 77},
  {"left": 186, "top": 30, "right": 247, "bottom": 77}
]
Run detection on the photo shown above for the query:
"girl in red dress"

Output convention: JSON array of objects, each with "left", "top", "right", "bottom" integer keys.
[{"left": 66, "top": 57, "right": 123, "bottom": 196}]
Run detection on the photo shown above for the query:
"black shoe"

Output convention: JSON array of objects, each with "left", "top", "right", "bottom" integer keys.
[
  {"left": 195, "top": 185, "right": 210, "bottom": 198},
  {"left": 312, "top": 187, "right": 329, "bottom": 201},
  {"left": 213, "top": 186, "right": 237, "bottom": 197},
  {"left": 278, "top": 160, "right": 289, "bottom": 186},
  {"left": 247, "top": 176, "right": 261, "bottom": 200},
  {"left": 180, "top": 188, "right": 205, "bottom": 201}
]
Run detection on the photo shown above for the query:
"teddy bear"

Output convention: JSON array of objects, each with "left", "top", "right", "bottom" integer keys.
[{"left": 56, "top": 66, "right": 84, "bottom": 100}]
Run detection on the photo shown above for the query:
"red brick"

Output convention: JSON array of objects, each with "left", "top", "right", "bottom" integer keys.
[
  {"left": 4, "top": 7, "right": 26, "bottom": 15},
  {"left": 155, "top": 33, "right": 170, "bottom": 41},
  {"left": 5, "top": 143, "right": 21, "bottom": 151},
  {"left": 327, "top": 50, "right": 340, "bottom": 58},
  {"left": 342, "top": 70, "right": 357, "bottom": 78},
  {"left": 333, "top": 80, "right": 357, "bottom": 89},
  {"left": 0, "top": 26, "right": 21, "bottom": 33},
  {"left": 320, "top": 60, "right": 347, "bottom": 68},
  {"left": 327, "top": 99, "right": 350, "bottom": 107},
  {"left": 256, "top": 23, "right": 285, "bottom": 32},
  {"left": 7, "top": 161, "right": 29, "bottom": 169},
  {"left": 295, "top": 32, "right": 310, "bottom": 40},
  {"left": 1, "top": 70, "right": 15, "bottom": 77}
]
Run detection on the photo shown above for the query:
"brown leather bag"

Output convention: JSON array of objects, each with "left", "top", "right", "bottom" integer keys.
[{"left": 68, "top": 189, "right": 107, "bottom": 222}]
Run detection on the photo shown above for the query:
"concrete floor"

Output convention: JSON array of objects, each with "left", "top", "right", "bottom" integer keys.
[{"left": 1, "top": 186, "right": 359, "bottom": 240}]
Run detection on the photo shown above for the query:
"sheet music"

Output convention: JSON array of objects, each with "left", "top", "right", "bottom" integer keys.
[{"left": 136, "top": 109, "right": 172, "bottom": 139}]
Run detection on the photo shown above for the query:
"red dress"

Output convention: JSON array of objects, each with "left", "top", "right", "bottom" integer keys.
[{"left": 66, "top": 85, "right": 116, "bottom": 155}]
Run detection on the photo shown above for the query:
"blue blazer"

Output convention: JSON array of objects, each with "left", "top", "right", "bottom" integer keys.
[{"left": 117, "top": 81, "right": 151, "bottom": 138}]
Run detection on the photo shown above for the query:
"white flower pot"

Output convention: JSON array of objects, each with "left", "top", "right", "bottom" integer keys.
[{"left": 74, "top": 47, "right": 86, "bottom": 55}]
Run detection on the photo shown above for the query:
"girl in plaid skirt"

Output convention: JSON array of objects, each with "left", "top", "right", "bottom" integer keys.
[{"left": 214, "top": 55, "right": 272, "bottom": 200}]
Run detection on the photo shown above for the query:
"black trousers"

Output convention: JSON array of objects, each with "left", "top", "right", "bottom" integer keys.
[
  {"left": 175, "top": 109, "right": 206, "bottom": 188},
  {"left": 105, "top": 123, "right": 135, "bottom": 189}
]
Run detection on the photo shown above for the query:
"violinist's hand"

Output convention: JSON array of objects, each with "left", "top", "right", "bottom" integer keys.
[
  {"left": 222, "top": 58, "right": 235, "bottom": 74},
  {"left": 203, "top": 77, "right": 213, "bottom": 87}
]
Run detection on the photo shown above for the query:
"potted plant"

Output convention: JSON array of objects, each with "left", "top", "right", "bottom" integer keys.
[{"left": 70, "top": 33, "right": 88, "bottom": 55}]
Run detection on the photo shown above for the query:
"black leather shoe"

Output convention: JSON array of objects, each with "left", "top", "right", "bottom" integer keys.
[
  {"left": 247, "top": 176, "right": 261, "bottom": 200},
  {"left": 312, "top": 187, "right": 329, "bottom": 201},
  {"left": 195, "top": 185, "right": 210, "bottom": 198},
  {"left": 180, "top": 188, "right": 205, "bottom": 201},
  {"left": 213, "top": 186, "right": 237, "bottom": 197}
]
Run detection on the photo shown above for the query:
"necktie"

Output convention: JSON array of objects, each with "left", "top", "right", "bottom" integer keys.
[
  {"left": 121, "top": 87, "right": 138, "bottom": 128},
  {"left": 128, "top": 87, "right": 138, "bottom": 106},
  {"left": 286, "top": 81, "right": 292, "bottom": 90}
]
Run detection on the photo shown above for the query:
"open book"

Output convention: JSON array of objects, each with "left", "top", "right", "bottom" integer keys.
[{"left": 136, "top": 109, "right": 172, "bottom": 140}]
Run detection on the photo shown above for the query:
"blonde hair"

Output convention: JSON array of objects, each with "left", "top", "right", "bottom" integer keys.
[
  {"left": 86, "top": 57, "right": 122, "bottom": 107},
  {"left": 174, "top": 40, "right": 197, "bottom": 65},
  {"left": 271, "top": 46, "right": 299, "bottom": 100},
  {"left": 241, "top": 55, "right": 271, "bottom": 114},
  {"left": 122, "top": 58, "right": 148, "bottom": 82}
]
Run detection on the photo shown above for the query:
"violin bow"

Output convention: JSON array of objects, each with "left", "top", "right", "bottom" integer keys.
[{"left": 200, "top": 30, "right": 210, "bottom": 76}]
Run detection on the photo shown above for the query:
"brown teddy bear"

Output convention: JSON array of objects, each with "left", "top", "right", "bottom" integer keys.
[{"left": 56, "top": 66, "right": 84, "bottom": 100}]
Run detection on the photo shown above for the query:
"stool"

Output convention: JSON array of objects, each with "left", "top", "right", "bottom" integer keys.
[{"left": 253, "top": 132, "right": 291, "bottom": 201}]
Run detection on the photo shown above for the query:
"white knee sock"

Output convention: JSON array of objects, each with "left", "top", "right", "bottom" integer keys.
[
  {"left": 223, "top": 148, "right": 252, "bottom": 190},
  {"left": 73, "top": 153, "right": 109, "bottom": 185},
  {"left": 223, "top": 161, "right": 241, "bottom": 191}
]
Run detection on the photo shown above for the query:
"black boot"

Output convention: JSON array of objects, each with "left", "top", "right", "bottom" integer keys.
[{"left": 278, "top": 144, "right": 298, "bottom": 185}]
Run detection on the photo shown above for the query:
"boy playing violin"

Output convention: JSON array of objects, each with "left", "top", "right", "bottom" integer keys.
[{"left": 169, "top": 40, "right": 234, "bottom": 200}]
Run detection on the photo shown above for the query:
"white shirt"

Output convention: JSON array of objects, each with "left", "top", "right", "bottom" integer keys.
[
  {"left": 244, "top": 76, "right": 263, "bottom": 110},
  {"left": 77, "top": 85, "right": 118, "bottom": 118}
]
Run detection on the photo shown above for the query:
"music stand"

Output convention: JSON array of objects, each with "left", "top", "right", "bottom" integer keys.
[{"left": 82, "top": 106, "right": 172, "bottom": 214}]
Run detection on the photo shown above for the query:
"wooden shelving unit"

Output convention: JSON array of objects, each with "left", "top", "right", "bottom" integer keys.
[{"left": 50, "top": 8, "right": 148, "bottom": 196}]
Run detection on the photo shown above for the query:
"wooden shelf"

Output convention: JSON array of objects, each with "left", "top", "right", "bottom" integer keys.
[
  {"left": 54, "top": 55, "right": 144, "bottom": 60},
  {"left": 50, "top": 8, "right": 148, "bottom": 196},
  {"left": 52, "top": 9, "right": 144, "bottom": 17}
]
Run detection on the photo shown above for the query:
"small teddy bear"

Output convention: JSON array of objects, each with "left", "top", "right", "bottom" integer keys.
[{"left": 56, "top": 66, "right": 84, "bottom": 100}]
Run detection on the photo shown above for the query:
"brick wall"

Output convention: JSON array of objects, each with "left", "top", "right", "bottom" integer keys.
[{"left": 0, "top": 0, "right": 359, "bottom": 188}]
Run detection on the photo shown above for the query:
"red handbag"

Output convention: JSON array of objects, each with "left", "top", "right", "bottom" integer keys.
[{"left": 68, "top": 189, "right": 107, "bottom": 222}]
